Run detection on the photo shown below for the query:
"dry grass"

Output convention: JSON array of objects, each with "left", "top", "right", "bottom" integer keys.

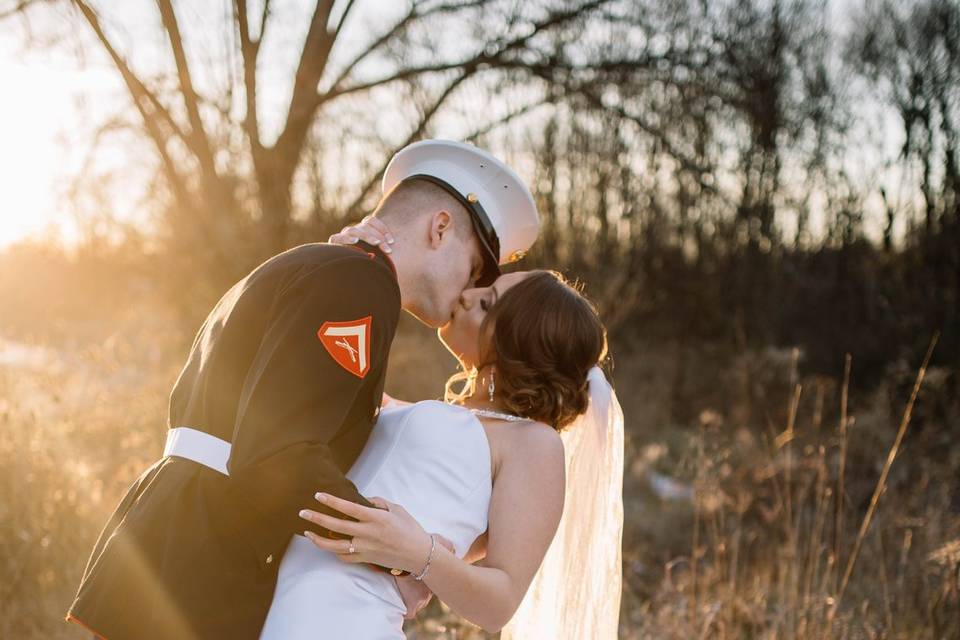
[{"left": 620, "top": 338, "right": 959, "bottom": 640}]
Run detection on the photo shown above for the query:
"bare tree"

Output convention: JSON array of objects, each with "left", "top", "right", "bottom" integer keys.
[{"left": 36, "top": 0, "right": 613, "bottom": 289}]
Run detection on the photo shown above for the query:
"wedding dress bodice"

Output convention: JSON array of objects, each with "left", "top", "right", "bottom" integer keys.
[{"left": 260, "top": 400, "right": 492, "bottom": 639}]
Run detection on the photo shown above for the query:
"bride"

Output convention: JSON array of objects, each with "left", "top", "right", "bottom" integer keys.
[{"left": 260, "top": 224, "right": 624, "bottom": 639}]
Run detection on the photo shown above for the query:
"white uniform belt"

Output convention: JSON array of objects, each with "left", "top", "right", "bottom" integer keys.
[{"left": 163, "top": 427, "right": 231, "bottom": 476}]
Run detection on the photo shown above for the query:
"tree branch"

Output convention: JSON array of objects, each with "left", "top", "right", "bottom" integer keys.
[
  {"left": 156, "top": 0, "right": 217, "bottom": 177},
  {"left": 70, "top": 0, "right": 192, "bottom": 210},
  {"left": 0, "top": 0, "right": 40, "bottom": 21},
  {"left": 464, "top": 98, "right": 548, "bottom": 144},
  {"left": 325, "top": 57, "right": 494, "bottom": 100},
  {"left": 234, "top": 0, "right": 261, "bottom": 151},
  {"left": 258, "top": 0, "right": 271, "bottom": 41},
  {"left": 528, "top": 62, "right": 716, "bottom": 190},
  {"left": 325, "top": 0, "right": 611, "bottom": 101},
  {"left": 325, "top": 0, "right": 485, "bottom": 93},
  {"left": 333, "top": 0, "right": 613, "bottom": 215},
  {"left": 272, "top": 0, "right": 339, "bottom": 161},
  {"left": 71, "top": 0, "right": 237, "bottom": 274},
  {"left": 343, "top": 68, "right": 475, "bottom": 216},
  {"left": 331, "top": 0, "right": 355, "bottom": 42}
]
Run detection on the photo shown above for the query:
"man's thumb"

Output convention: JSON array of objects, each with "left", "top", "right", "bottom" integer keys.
[{"left": 368, "top": 496, "right": 390, "bottom": 510}]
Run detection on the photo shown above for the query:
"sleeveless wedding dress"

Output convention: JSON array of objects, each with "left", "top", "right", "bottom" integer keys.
[{"left": 259, "top": 400, "right": 492, "bottom": 640}]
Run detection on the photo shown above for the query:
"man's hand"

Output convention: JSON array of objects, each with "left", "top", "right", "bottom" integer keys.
[
  {"left": 393, "top": 534, "right": 456, "bottom": 619},
  {"left": 434, "top": 533, "right": 456, "bottom": 556},
  {"left": 395, "top": 574, "right": 432, "bottom": 619}
]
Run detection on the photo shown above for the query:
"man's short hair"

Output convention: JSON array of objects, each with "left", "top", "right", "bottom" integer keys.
[{"left": 375, "top": 178, "right": 474, "bottom": 241}]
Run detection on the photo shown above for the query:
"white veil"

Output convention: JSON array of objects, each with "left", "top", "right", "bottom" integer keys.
[{"left": 501, "top": 366, "right": 625, "bottom": 639}]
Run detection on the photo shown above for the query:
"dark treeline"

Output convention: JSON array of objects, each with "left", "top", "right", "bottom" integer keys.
[{"left": 512, "top": 0, "right": 959, "bottom": 392}]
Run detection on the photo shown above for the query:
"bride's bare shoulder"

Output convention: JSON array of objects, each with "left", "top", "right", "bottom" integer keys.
[
  {"left": 504, "top": 419, "right": 564, "bottom": 465},
  {"left": 490, "top": 420, "right": 565, "bottom": 512},
  {"left": 403, "top": 399, "right": 472, "bottom": 421}
]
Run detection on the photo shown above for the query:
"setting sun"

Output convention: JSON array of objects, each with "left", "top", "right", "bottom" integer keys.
[
  {"left": 0, "top": 31, "right": 123, "bottom": 248},
  {"left": 0, "top": 51, "right": 68, "bottom": 246}
]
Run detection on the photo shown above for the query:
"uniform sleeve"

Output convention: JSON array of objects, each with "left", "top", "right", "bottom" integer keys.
[{"left": 223, "top": 255, "right": 400, "bottom": 568}]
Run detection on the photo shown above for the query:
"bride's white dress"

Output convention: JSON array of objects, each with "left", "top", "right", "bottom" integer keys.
[{"left": 259, "top": 400, "right": 492, "bottom": 640}]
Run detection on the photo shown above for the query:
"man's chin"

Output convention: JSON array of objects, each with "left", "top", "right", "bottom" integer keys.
[
  {"left": 438, "top": 310, "right": 457, "bottom": 332},
  {"left": 402, "top": 307, "right": 446, "bottom": 330}
]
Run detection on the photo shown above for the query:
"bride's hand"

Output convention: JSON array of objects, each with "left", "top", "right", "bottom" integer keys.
[
  {"left": 328, "top": 216, "right": 394, "bottom": 252},
  {"left": 300, "top": 493, "right": 447, "bottom": 573}
]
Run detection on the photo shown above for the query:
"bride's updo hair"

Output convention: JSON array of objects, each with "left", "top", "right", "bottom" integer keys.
[{"left": 449, "top": 270, "right": 607, "bottom": 430}]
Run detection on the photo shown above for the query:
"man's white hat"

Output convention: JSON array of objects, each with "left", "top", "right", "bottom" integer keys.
[{"left": 382, "top": 139, "right": 540, "bottom": 286}]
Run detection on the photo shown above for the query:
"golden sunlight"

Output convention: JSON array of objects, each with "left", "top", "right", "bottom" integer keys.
[
  {"left": 0, "top": 24, "right": 123, "bottom": 249},
  {"left": 0, "top": 54, "right": 66, "bottom": 246}
]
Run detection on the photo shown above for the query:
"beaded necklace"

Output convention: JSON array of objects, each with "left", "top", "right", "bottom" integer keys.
[{"left": 469, "top": 408, "right": 528, "bottom": 422}]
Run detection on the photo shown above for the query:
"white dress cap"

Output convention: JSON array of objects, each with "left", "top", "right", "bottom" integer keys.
[{"left": 382, "top": 139, "right": 540, "bottom": 285}]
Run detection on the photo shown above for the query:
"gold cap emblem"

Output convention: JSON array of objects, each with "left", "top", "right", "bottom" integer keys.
[
  {"left": 466, "top": 193, "right": 478, "bottom": 204},
  {"left": 508, "top": 250, "right": 527, "bottom": 263}
]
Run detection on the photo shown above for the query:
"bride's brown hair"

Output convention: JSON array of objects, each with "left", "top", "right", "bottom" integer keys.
[{"left": 446, "top": 270, "right": 607, "bottom": 430}]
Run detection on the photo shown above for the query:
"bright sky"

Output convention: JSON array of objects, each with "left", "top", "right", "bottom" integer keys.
[
  {"left": 0, "top": 8, "right": 143, "bottom": 249},
  {"left": 0, "top": 37, "right": 87, "bottom": 246},
  {"left": 0, "top": 1, "right": 412, "bottom": 250}
]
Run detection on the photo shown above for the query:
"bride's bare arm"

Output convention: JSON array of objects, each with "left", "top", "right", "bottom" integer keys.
[{"left": 418, "top": 424, "right": 564, "bottom": 631}]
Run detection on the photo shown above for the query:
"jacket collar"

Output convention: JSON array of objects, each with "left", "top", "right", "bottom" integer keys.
[{"left": 351, "top": 240, "right": 397, "bottom": 280}]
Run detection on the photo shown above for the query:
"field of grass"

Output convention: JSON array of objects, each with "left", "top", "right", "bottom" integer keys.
[{"left": 0, "top": 313, "right": 957, "bottom": 639}]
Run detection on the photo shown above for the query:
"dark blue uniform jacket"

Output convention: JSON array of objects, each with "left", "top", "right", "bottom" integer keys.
[{"left": 67, "top": 242, "right": 401, "bottom": 639}]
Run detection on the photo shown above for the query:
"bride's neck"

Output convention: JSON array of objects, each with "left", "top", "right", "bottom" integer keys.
[
  {"left": 459, "top": 366, "right": 513, "bottom": 414},
  {"left": 460, "top": 395, "right": 506, "bottom": 411}
]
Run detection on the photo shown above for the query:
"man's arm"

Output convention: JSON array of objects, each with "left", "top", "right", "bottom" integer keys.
[{"left": 223, "top": 254, "right": 400, "bottom": 567}]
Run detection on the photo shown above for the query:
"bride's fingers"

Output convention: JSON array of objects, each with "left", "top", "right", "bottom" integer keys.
[
  {"left": 364, "top": 218, "right": 394, "bottom": 244},
  {"left": 315, "top": 492, "right": 381, "bottom": 522},
  {"left": 333, "top": 551, "right": 366, "bottom": 565},
  {"left": 298, "top": 509, "right": 364, "bottom": 537},
  {"left": 304, "top": 535, "right": 377, "bottom": 567},
  {"left": 328, "top": 227, "right": 392, "bottom": 251},
  {"left": 303, "top": 532, "right": 375, "bottom": 565},
  {"left": 303, "top": 531, "right": 353, "bottom": 554},
  {"left": 328, "top": 232, "right": 359, "bottom": 244},
  {"left": 344, "top": 226, "right": 389, "bottom": 248}
]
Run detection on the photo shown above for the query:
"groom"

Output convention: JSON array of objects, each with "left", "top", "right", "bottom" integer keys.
[{"left": 66, "top": 139, "right": 539, "bottom": 640}]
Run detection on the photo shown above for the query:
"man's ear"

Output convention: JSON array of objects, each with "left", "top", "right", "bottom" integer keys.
[{"left": 428, "top": 210, "right": 453, "bottom": 249}]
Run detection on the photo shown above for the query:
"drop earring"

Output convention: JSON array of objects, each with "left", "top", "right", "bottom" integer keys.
[{"left": 488, "top": 368, "right": 495, "bottom": 402}]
